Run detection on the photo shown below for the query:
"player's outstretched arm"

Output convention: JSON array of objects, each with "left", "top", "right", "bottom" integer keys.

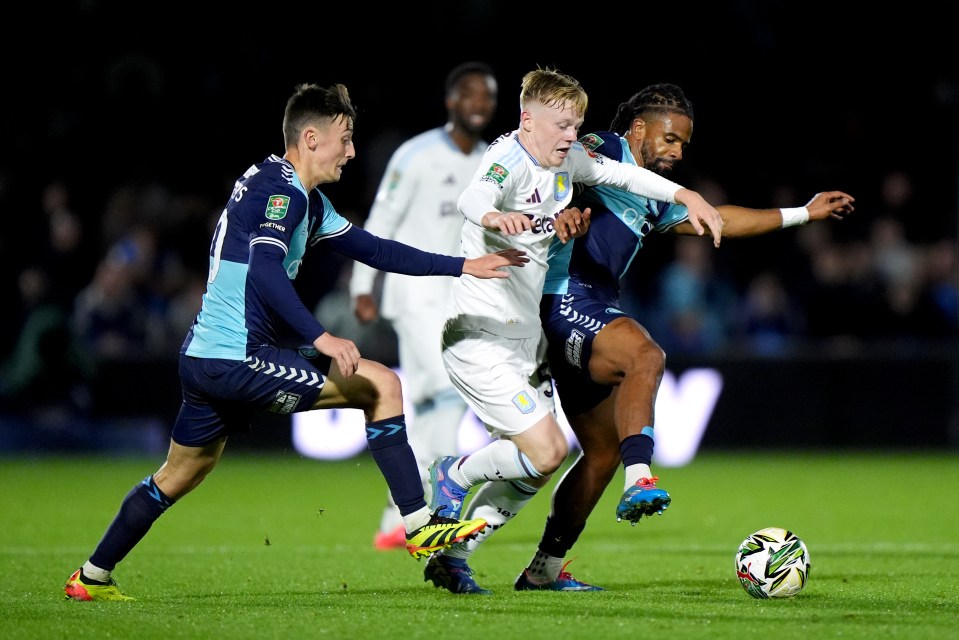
[
  {"left": 463, "top": 249, "right": 529, "bottom": 279},
  {"left": 720, "top": 190, "right": 856, "bottom": 236},
  {"left": 723, "top": 189, "right": 855, "bottom": 235},
  {"left": 329, "top": 226, "right": 523, "bottom": 280},
  {"left": 673, "top": 190, "right": 856, "bottom": 239}
]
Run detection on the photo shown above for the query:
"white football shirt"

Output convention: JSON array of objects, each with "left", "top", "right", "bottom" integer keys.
[{"left": 450, "top": 129, "right": 682, "bottom": 339}]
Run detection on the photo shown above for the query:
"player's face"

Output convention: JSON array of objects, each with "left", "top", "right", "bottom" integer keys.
[
  {"left": 449, "top": 73, "right": 498, "bottom": 135},
  {"left": 313, "top": 115, "right": 356, "bottom": 184},
  {"left": 521, "top": 100, "right": 584, "bottom": 168},
  {"left": 640, "top": 113, "right": 692, "bottom": 176}
]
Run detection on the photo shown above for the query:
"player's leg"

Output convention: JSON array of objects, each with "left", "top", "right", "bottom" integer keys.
[
  {"left": 373, "top": 309, "right": 466, "bottom": 549},
  {"left": 393, "top": 307, "right": 466, "bottom": 473},
  {"left": 424, "top": 466, "right": 539, "bottom": 596},
  {"left": 586, "top": 317, "right": 671, "bottom": 523},
  {"left": 65, "top": 438, "right": 228, "bottom": 602},
  {"left": 433, "top": 334, "right": 565, "bottom": 530},
  {"left": 427, "top": 405, "right": 570, "bottom": 594},
  {"left": 425, "top": 407, "right": 565, "bottom": 593},
  {"left": 430, "top": 332, "right": 567, "bottom": 516},
  {"left": 410, "top": 390, "right": 467, "bottom": 499},
  {"left": 315, "top": 358, "right": 485, "bottom": 558},
  {"left": 374, "top": 392, "right": 466, "bottom": 549},
  {"left": 515, "top": 395, "right": 619, "bottom": 590},
  {"left": 432, "top": 331, "right": 567, "bottom": 510},
  {"left": 317, "top": 358, "right": 421, "bottom": 522},
  {"left": 425, "top": 333, "right": 564, "bottom": 594},
  {"left": 66, "top": 354, "right": 238, "bottom": 601},
  {"left": 511, "top": 299, "right": 670, "bottom": 591},
  {"left": 432, "top": 415, "right": 559, "bottom": 541}
]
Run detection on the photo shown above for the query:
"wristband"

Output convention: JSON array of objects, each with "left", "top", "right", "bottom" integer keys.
[{"left": 781, "top": 207, "right": 809, "bottom": 228}]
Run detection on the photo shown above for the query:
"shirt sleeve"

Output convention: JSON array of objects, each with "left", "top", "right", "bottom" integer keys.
[
  {"left": 248, "top": 240, "right": 327, "bottom": 343},
  {"left": 574, "top": 143, "right": 682, "bottom": 203},
  {"left": 457, "top": 134, "right": 515, "bottom": 226},
  {"left": 457, "top": 181, "right": 500, "bottom": 227},
  {"left": 348, "top": 150, "right": 418, "bottom": 297},
  {"left": 349, "top": 255, "right": 378, "bottom": 298},
  {"left": 329, "top": 225, "right": 465, "bottom": 276}
]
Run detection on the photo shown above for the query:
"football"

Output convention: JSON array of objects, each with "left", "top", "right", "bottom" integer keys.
[{"left": 734, "top": 526, "right": 810, "bottom": 598}]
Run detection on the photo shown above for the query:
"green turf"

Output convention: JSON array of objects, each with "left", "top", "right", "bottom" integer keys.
[{"left": 1, "top": 450, "right": 956, "bottom": 639}]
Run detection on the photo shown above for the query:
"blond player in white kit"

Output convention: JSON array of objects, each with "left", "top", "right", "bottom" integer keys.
[{"left": 424, "top": 67, "right": 725, "bottom": 594}]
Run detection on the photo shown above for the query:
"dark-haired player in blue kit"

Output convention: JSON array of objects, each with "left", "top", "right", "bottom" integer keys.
[
  {"left": 64, "top": 81, "right": 529, "bottom": 601},
  {"left": 515, "top": 83, "right": 855, "bottom": 590}
]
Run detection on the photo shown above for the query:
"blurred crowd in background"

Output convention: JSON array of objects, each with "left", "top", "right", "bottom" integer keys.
[
  {"left": 2, "top": 2, "right": 958, "bottom": 436},
  {"left": 1, "top": 167, "right": 956, "bottom": 424}
]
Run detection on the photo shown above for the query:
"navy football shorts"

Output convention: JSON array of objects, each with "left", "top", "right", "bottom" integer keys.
[
  {"left": 540, "top": 289, "right": 628, "bottom": 417},
  {"left": 172, "top": 345, "right": 332, "bottom": 446}
]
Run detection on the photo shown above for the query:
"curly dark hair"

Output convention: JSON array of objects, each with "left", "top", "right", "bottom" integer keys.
[{"left": 608, "top": 83, "right": 694, "bottom": 135}]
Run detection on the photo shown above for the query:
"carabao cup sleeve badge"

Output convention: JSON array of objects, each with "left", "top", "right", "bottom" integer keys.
[
  {"left": 265, "top": 195, "right": 291, "bottom": 220},
  {"left": 482, "top": 163, "right": 509, "bottom": 185}
]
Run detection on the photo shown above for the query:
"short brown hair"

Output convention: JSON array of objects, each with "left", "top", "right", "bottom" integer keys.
[{"left": 282, "top": 83, "right": 357, "bottom": 148}]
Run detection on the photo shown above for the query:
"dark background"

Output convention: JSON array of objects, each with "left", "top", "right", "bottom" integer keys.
[
  {"left": 4, "top": 1, "right": 958, "bottom": 243},
  {"left": 2, "top": 1, "right": 958, "bottom": 452}
]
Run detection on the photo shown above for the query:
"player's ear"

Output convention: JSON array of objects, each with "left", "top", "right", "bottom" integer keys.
[
  {"left": 631, "top": 117, "right": 646, "bottom": 138},
  {"left": 520, "top": 109, "right": 534, "bottom": 132},
  {"left": 304, "top": 127, "right": 319, "bottom": 151}
]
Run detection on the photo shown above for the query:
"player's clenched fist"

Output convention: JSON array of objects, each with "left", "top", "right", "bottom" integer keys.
[{"left": 555, "top": 206, "right": 591, "bottom": 243}]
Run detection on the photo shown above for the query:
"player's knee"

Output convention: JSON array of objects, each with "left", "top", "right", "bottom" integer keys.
[
  {"left": 375, "top": 367, "right": 403, "bottom": 404},
  {"left": 353, "top": 361, "right": 403, "bottom": 415},
  {"left": 632, "top": 335, "right": 666, "bottom": 378},
  {"left": 528, "top": 439, "right": 569, "bottom": 475}
]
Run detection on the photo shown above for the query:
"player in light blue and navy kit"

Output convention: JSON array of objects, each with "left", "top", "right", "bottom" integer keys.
[
  {"left": 520, "top": 83, "right": 854, "bottom": 590},
  {"left": 542, "top": 129, "right": 690, "bottom": 416},
  {"left": 64, "top": 82, "right": 524, "bottom": 601},
  {"left": 176, "top": 152, "right": 468, "bottom": 446}
]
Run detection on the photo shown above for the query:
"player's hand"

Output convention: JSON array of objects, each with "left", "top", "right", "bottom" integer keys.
[
  {"left": 463, "top": 248, "right": 529, "bottom": 279},
  {"left": 482, "top": 211, "right": 533, "bottom": 236},
  {"left": 555, "top": 207, "right": 591, "bottom": 243},
  {"left": 805, "top": 191, "right": 855, "bottom": 222},
  {"left": 353, "top": 294, "right": 379, "bottom": 324},
  {"left": 676, "top": 188, "right": 724, "bottom": 247},
  {"left": 313, "top": 332, "right": 360, "bottom": 379}
]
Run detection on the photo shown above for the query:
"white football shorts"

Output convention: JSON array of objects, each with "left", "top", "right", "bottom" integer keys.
[{"left": 441, "top": 326, "right": 555, "bottom": 437}]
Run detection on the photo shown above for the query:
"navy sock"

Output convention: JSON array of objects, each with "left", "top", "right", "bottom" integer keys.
[
  {"left": 620, "top": 431, "right": 655, "bottom": 466},
  {"left": 365, "top": 415, "right": 425, "bottom": 516},
  {"left": 89, "top": 475, "right": 174, "bottom": 571}
]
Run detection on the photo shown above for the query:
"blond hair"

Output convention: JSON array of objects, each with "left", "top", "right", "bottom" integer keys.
[{"left": 519, "top": 67, "right": 588, "bottom": 115}]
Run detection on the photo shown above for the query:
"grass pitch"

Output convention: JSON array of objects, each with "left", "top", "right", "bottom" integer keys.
[{"left": 1, "top": 450, "right": 956, "bottom": 639}]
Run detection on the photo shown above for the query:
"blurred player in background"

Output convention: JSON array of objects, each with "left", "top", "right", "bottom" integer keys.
[
  {"left": 516, "top": 83, "right": 855, "bottom": 590},
  {"left": 424, "top": 69, "right": 725, "bottom": 594},
  {"left": 63, "top": 81, "right": 528, "bottom": 601},
  {"left": 350, "top": 62, "right": 499, "bottom": 550}
]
